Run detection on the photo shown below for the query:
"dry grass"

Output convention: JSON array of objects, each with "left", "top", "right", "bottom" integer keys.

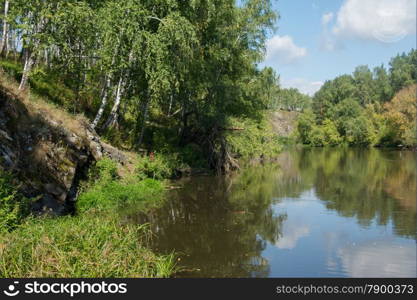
[{"left": 0, "top": 69, "right": 89, "bottom": 140}]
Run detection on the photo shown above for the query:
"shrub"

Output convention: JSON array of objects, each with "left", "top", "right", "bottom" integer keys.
[
  {"left": 321, "top": 119, "right": 343, "bottom": 146},
  {"left": 0, "top": 60, "right": 23, "bottom": 81},
  {"left": 309, "top": 126, "right": 325, "bottom": 146},
  {"left": 344, "top": 116, "right": 377, "bottom": 146},
  {"left": 225, "top": 116, "right": 282, "bottom": 160},
  {"left": 88, "top": 158, "right": 119, "bottom": 185},
  {"left": 382, "top": 84, "right": 417, "bottom": 147},
  {"left": 135, "top": 154, "right": 175, "bottom": 180},
  {"left": 297, "top": 110, "right": 316, "bottom": 144}
]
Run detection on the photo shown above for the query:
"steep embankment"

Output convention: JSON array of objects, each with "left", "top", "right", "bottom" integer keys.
[{"left": 0, "top": 74, "right": 127, "bottom": 215}]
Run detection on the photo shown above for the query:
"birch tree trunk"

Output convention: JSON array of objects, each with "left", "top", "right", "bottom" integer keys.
[
  {"left": 0, "top": 0, "right": 10, "bottom": 56},
  {"left": 91, "top": 76, "right": 111, "bottom": 129},
  {"left": 19, "top": 51, "right": 36, "bottom": 90},
  {"left": 103, "top": 76, "right": 124, "bottom": 129}
]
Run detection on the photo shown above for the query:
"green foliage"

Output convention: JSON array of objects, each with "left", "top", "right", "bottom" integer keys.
[
  {"left": 274, "top": 88, "right": 311, "bottom": 112},
  {"left": 0, "top": 170, "right": 29, "bottom": 233},
  {"left": 343, "top": 116, "right": 377, "bottom": 146},
  {"left": 225, "top": 116, "right": 282, "bottom": 160},
  {"left": 381, "top": 84, "right": 417, "bottom": 147},
  {"left": 30, "top": 70, "right": 77, "bottom": 110},
  {"left": 88, "top": 157, "right": 118, "bottom": 185},
  {"left": 135, "top": 154, "right": 176, "bottom": 180},
  {"left": 0, "top": 59, "right": 22, "bottom": 81},
  {"left": 1, "top": 0, "right": 281, "bottom": 171},
  {"left": 302, "top": 119, "right": 342, "bottom": 146},
  {"left": 297, "top": 110, "right": 316, "bottom": 144},
  {"left": 299, "top": 49, "right": 416, "bottom": 147}
]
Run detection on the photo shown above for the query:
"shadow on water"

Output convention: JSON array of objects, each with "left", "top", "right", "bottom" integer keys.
[{"left": 126, "top": 147, "right": 416, "bottom": 277}]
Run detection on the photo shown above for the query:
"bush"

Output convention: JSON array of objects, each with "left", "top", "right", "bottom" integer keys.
[
  {"left": 382, "top": 84, "right": 417, "bottom": 147},
  {"left": 0, "top": 60, "right": 23, "bottom": 81},
  {"left": 308, "top": 126, "right": 325, "bottom": 146},
  {"left": 225, "top": 116, "right": 282, "bottom": 159},
  {"left": 321, "top": 119, "right": 343, "bottom": 146},
  {"left": 344, "top": 116, "right": 377, "bottom": 146},
  {"left": 297, "top": 110, "right": 316, "bottom": 144},
  {"left": 135, "top": 154, "right": 176, "bottom": 180},
  {"left": 0, "top": 170, "right": 29, "bottom": 233},
  {"left": 88, "top": 158, "right": 119, "bottom": 185}
]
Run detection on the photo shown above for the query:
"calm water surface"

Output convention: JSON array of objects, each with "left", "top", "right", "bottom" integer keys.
[{"left": 134, "top": 148, "right": 416, "bottom": 277}]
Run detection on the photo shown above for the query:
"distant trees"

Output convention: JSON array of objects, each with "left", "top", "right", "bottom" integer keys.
[
  {"left": 273, "top": 88, "right": 311, "bottom": 112},
  {"left": 298, "top": 49, "right": 417, "bottom": 147},
  {"left": 383, "top": 85, "right": 416, "bottom": 146}
]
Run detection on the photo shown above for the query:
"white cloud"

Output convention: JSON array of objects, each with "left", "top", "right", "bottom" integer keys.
[
  {"left": 281, "top": 78, "right": 324, "bottom": 96},
  {"left": 321, "top": 12, "right": 334, "bottom": 25},
  {"left": 265, "top": 35, "right": 307, "bottom": 65},
  {"left": 332, "top": 0, "right": 416, "bottom": 43},
  {"left": 338, "top": 240, "right": 416, "bottom": 277},
  {"left": 275, "top": 224, "right": 310, "bottom": 249}
]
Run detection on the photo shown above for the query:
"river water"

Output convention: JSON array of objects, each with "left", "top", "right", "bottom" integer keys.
[{"left": 135, "top": 148, "right": 416, "bottom": 277}]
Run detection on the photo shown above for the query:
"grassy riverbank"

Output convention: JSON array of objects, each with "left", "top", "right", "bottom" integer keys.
[
  {"left": 0, "top": 159, "right": 176, "bottom": 278},
  {"left": 0, "top": 59, "right": 283, "bottom": 278}
]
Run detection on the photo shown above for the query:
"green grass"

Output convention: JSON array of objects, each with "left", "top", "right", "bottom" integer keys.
[
  {"left": 0, "top": 214, "right": 175, "bottom": 278},
  {"left": 78, "top": 178, "right": 165, "bottom": 213},
  {"left": 0, "top": 170, "right": 30, "bottom": 233}
]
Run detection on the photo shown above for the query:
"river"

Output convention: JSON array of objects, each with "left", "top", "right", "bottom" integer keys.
[{"left": 132, "top": 148, "right": 416, "bottom": 277}]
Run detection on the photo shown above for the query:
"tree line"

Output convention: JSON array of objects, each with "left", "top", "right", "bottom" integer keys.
[
  {"left": 298, "top": 49, "right": 417, "bottom": 147},
  {"left": 0, "top": 0, "right": 281, "bottom": 171}
]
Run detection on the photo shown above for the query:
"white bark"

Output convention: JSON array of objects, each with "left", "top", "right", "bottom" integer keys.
[
  {"left": 91, "top": 77, "right": 111, "bottom": 129},
  {"left": 19, "top": 51, "right": 35, "bottom": 90},
  {"left": 0, "top": 0, "right": 9, "bottom": 55},
  {"left": 103, "top": 76, "right": 124, "bottom": 129}
]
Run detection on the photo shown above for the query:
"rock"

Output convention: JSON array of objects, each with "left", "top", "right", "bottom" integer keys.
[
  {"left": 0, "top": 129, "right": 12, "bottom": 141},
  {"left": 0, "top": 86, "right": 128, "bottom": 216},
  {"left": 31, "top": 194, "right": 66, "bottom": 216},
  {"left": 102, "top": 142, "right": 126, "bottom": 164},
  {"left": 44, "top": 183, "right": 65, "bottom": 196},
  {"left": 89, "top": 140, "right": 103, "bottom": 160}
]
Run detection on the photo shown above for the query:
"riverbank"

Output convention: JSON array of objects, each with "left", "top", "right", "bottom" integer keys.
[{"left": 0, "top": 158, "right": 176, "bottom": 277}]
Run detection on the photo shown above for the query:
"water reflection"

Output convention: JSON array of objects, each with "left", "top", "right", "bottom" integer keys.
[
  {"left": 131, "top": 148, "right": 416, "bottom": 277},
  {"left": 337, "top": 240, "right": 416, "bottom": 277},
  {"left": 292, "top": 148, "right": 416, "bottom": 237}
]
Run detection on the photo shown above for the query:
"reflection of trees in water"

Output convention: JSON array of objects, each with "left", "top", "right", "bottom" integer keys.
[
  {"left": 292, "top": 148, "right": 416, "bottom": 238},
  {"left": 140, "top": 165, "right": 286, "bottom": 277},
  {"left": 127, "top": 148, "right": 415, "bottom": 277}
]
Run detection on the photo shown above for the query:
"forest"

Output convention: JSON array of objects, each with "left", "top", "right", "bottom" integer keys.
[
  {"left": 297, "top": 49, "right": 417, "bottom": 147},
  {"left": 0, "top": 0, "right": 283, "bottom": 173}
]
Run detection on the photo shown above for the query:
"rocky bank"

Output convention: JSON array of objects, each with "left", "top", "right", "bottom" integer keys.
[{"left": 0, "top": 82, "right": 126, "bottom": 215}]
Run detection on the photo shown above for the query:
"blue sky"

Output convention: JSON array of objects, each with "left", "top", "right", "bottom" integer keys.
[{"left": 260, "top": 0, "right": 416, "bottom": 95}]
